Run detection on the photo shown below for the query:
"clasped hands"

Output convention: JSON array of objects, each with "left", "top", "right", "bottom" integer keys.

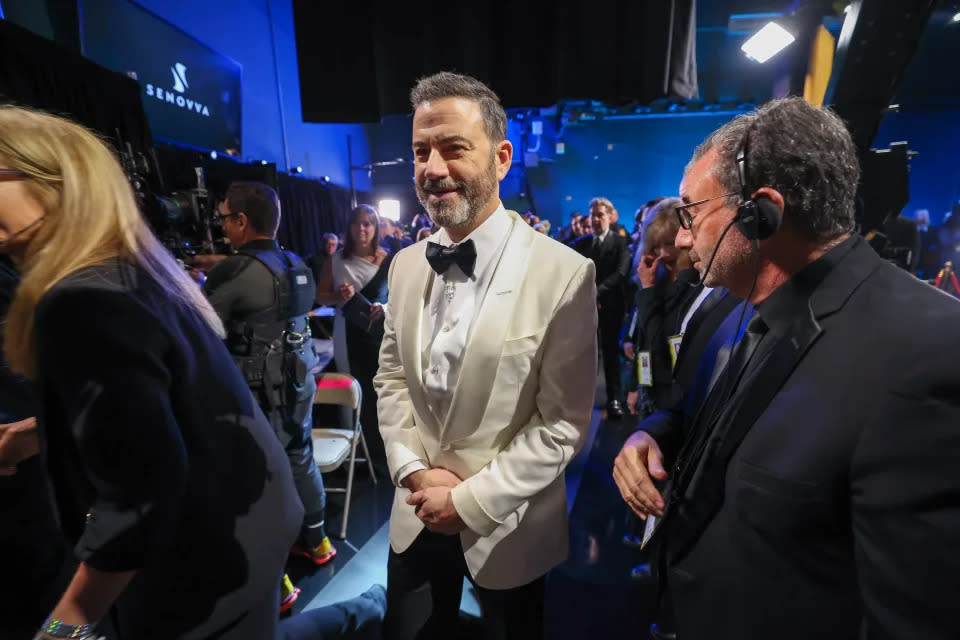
[{"left": 404, "top": 468, "right": 467, "bottom": 535}]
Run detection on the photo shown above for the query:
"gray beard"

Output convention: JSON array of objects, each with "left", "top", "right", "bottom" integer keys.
[
  {"left": 415, "top": 159, "right": 498, "bottom": 232},
  {"left": 422, "top": 191, "right": 474, "bottom": 229}
]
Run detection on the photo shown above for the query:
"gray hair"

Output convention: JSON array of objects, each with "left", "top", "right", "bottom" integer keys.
[
  {"left": 688, "top": 97, "right": 860, "bottom": 242},
  {"left": 588, "top": 196, "right": 617, "bottom": 217},
  {"left": 410, "top": 72, "right": 507, "bottom": 143},
  {"left": 322, "top": 232, "right": 338, "bottom": 242}
]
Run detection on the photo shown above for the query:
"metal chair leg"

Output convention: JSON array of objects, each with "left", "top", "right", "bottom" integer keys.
[
  {"left": 340, "top": 416, "right": 360, "bottom": 540},
  {"left": 357, "top": 429, "right": 378, "bottom": 484}
]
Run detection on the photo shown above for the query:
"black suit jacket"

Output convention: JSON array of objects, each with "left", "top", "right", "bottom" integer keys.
[
  {"left": 571, "top": 232, "right": 631, "bottom": 309},
  {"left": 652, "top": 238, "right": 960, "bottom": 640}
]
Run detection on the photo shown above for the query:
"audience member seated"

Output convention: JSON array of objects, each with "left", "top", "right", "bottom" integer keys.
[
  {"left": 557, "top": 211, "right": 582, "bottom": 244},
  {"left": 306, "top": 233, "right": 341, "bottom": 287},
  {"left": 379, "top": 219, "right": 405, "bottom": 254}
]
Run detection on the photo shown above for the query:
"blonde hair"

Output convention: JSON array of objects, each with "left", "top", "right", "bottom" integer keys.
[
  {"left": 0, "top": 106, "right": 224, "bottom": 378},
  {"left": 642, "top": 197, "right": 684, "bottom": 255}
]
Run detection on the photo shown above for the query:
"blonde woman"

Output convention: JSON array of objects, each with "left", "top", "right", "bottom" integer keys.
[{"left": 0, "top": 106, "right": 302, "bottom": 638}]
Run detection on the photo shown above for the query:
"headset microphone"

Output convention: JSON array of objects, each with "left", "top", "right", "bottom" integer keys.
[
  {"left": 0, "top": 217, "right": 45, "bottom": 248},
  {"left": 687, "top": 217, "right": 738, "bottom": 287}
]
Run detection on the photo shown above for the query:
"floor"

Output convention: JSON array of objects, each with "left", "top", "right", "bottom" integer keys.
[{"left": 287, "top": 345, "right": 659, "bottom": 639}]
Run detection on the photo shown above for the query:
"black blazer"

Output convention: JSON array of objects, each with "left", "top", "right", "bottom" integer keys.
[
  {"left": 571, "top": 231, "right": 631, "bottom": 308},
  {"left": 651, "top": 238, "right": 960, "bottom": 640},
  {"left": 628, "top": 273, "right": 702, "bottom": 409},
  {"left": 34, "top": 259, "right": 304, "bottom": 638}
]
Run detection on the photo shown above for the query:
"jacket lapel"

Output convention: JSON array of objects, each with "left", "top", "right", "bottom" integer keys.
[
  {"left": 598, "top": 230, "right": 615, "bottom": 259},
  {"left": 441, "top": 211, "right": 534, "bottom": 440},
  {"left": 672, "top": 288, "right": 733, "bottom": 376},
  {"left": 665, "top": 311, "right": 822, "bottom": 562},
  {"left": 399, "top": 243, "right": 442, "bottom": 435},
  {"left": 664, "top": 236, "right": 881, "bottom": 563}
]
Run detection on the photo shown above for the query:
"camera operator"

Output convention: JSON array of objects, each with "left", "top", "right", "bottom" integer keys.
[{"left": 200, "top": 182, "right": 336, "bottom": 573}]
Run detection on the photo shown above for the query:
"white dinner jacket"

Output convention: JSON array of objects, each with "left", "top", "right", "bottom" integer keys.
[{"left": 374, "top": 209, "right": 598, "bottom": 589}]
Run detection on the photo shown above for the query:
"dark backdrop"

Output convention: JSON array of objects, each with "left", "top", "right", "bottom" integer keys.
[
  {"left": 277, "top": 175, "right": 358, "bottom": 258},
  {"left": 293, "top": 0, "right": 698, "bottom": 123},
  {"left": 0, "top": 18, "right": 153, "bottom": 157}
]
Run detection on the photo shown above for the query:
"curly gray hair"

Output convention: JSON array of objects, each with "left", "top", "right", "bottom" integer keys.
[{"left": 688, "top": 97, "right": 860, "bottom": 242}]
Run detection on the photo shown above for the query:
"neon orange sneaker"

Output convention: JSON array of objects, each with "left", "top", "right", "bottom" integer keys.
[
  {"left": 291, "top": 536, "right": 337, "bottom": 566},
  {"left": 279, "top": 573, "right": 300, "bottom": 617}
]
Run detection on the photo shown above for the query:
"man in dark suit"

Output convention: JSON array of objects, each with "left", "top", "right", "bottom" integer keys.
[
  {"left": 613, "top": 97, "right": 960, "bottom": 639},
  {"left": 572, "top": 197, "right": 631, "bottom": 417}
]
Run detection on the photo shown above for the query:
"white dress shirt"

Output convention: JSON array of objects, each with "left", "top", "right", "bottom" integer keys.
[{"left": 395, "top": 203, "right": 512, "bottom": 484}]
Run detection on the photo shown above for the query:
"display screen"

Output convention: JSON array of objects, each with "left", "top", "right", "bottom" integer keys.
[{"left": 81, "top": 0, "right": 242, "bottom": 153}]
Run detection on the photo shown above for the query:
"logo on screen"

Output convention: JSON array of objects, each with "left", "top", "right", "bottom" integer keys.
[
  {"left": 145, "top": 61, "right": 210, "bottom": 117},
  {"left": 171, "top": 62, "right": 189, "bottom": 93}
]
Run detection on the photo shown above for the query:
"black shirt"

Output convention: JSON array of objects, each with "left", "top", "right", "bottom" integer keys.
[{"left": 744, "top": 235, "right": 858, "bottom": 383}]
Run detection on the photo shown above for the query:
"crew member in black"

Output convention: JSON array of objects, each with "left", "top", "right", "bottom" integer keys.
[{"left": 203, "top": 182, "right": 336, "bottom": 581}]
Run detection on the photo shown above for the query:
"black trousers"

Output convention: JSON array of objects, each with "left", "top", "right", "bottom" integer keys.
[
  {"left": 383, "top": 529, "right": 546, "bottom": 640},
  {"left": 262, "top": 370, "right": 328, "bottom": 547},
  {"left": 598, "top": 305, "right": 625, "bottom": 405},
  {"left": 346, "top": 322, "right": 389, "bottom": 478}
]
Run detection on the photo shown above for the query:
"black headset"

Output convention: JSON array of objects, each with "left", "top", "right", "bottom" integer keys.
[{"left": 734, "top": 122, "right": 782, "bottom": 241}]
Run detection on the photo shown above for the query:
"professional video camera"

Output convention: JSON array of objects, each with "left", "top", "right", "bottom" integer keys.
[
  {"left": 151, "top": 167, "right": 225, "bottom": 259},
  {"left": 856, "top": 141, "right": 919, "bottom": 273},
  {"left": 115, "top": 133, "right": 227, "bottom": 261}
]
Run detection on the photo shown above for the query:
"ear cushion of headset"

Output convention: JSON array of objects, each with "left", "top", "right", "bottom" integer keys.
[{"left": 753, "top": 196, "right": 782, "bottom": 240}]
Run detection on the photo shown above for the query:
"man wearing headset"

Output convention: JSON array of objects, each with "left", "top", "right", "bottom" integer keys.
[{"left": 613, "top": 97, "right": 960, "bottom": 640}]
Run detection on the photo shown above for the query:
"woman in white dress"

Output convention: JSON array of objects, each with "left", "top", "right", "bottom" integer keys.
[{"left": 315, "top": 204, "right": 392, "bottom": 476}]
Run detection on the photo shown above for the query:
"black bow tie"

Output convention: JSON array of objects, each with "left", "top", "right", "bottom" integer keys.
[{"left": 425, "top": 239, "right": 477, "bottom": 278}]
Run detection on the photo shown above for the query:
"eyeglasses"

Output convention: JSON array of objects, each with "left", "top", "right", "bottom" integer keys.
[
  {"left": 675, "top": 192, "right": 739, "bottom": 230},
  {"left": 0, "top": 169, "right": 27, "bottom": 182}
]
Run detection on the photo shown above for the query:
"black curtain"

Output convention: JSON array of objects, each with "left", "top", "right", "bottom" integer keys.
[
  {"left": 0, "top": 18, "right": 153, "bottom": 157},
  {"left": 276, "top": 175, "right": 357, "bottom": 258},
  {"left": 294, "top": 0, "right": 697, "bottom": 123}
]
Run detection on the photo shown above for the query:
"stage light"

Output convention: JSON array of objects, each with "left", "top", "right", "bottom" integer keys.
[
  {"left": 742, "top": 22, "right": 796, "bottom": 63},
  {"left": 321, "top": 175, "right": 331, "bottom": 183},
  {"left": 295, "top": 166, "right": 303, "bottom": 173},
  {"left": 260, "top": 160, "right": 268, "bottom": 165},
  {"left": 210, "top": 151, "right": 218, "bottom": 160},
  {"left": 379, "top": 199, "right": 401, "bottom": 222},
  {"left": 951, "top": 12, "right": 960, "bottom": 23}
]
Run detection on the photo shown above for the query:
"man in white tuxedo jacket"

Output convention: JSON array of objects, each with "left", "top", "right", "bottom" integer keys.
[{"left": 374, "top": 72, "right": 597, "bottom": 640}]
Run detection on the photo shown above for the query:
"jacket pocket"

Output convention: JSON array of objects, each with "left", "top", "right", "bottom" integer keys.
[{"left": 501, "top": 334, "right": 541, "bottom": 357}]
